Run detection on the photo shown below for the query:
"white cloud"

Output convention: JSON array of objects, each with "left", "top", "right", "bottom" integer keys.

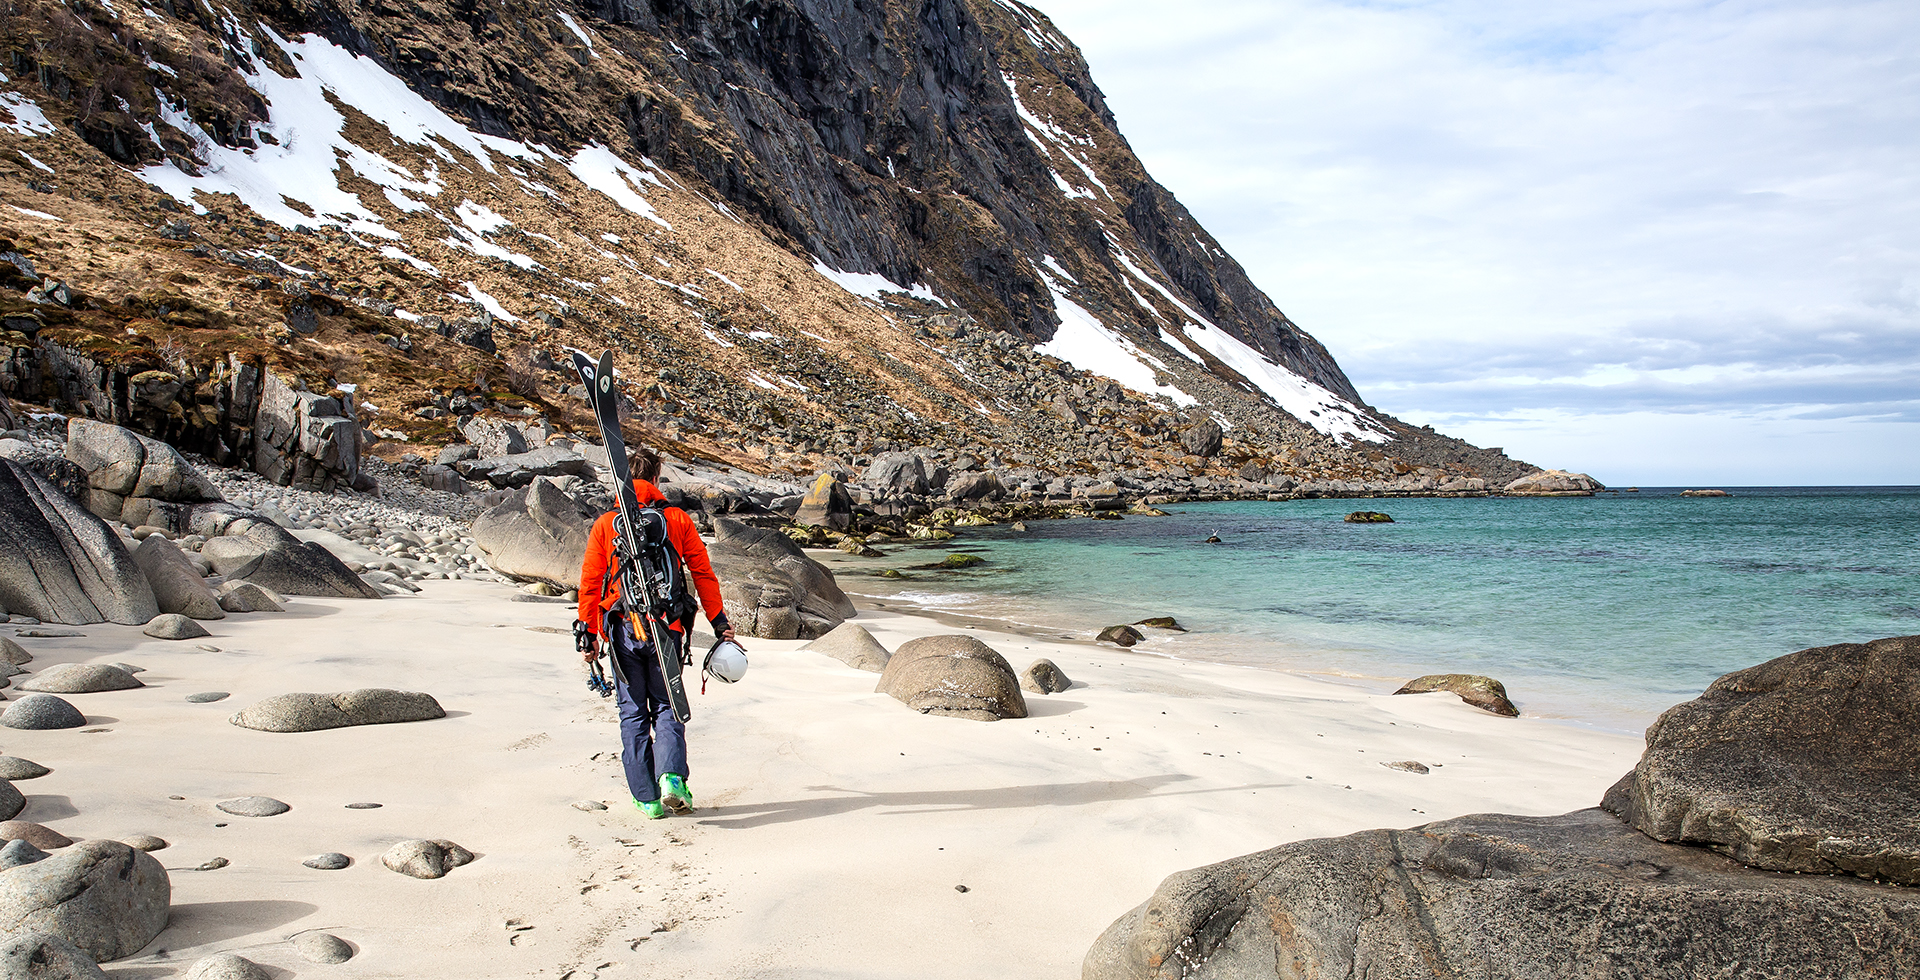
[{"left": 1031, "top": 0, "right": 1920, "bottom": 483}]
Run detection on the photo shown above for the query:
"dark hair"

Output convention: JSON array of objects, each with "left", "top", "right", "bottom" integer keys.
[{"left": 628, "top": 446, "right": 663, "bottom": 483}]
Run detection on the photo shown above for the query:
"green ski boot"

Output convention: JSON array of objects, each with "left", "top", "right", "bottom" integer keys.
[
  {"left": 634, "top": 798, "right": 667, "bottom": 820},
  {"left": 659, "top": 774, "right": 693, "bottom": 814}
]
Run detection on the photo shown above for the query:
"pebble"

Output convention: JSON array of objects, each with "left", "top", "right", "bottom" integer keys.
[
  {"left": 185, "top": 692, "right": 230, "bottom": 703},
  {"left": 344, "top": 802, "right": 382, "bottom": 809},
  {"left": 1382, "top": 760, "right": 1432, "bottom": 774},
  {"left": 571, "top": 800, "right": 608, "bottom": 811},
  {"left": 294, "top": 932, "right": 355, "bottom": 964},
  {"left": 303, "top": 852, "right": 351, "bottom": 870},
  {"left": 196, "top": 645, "right": 221, "bottom": 652},
  {"left": 0, "top": 758, "right": 49, "bottom": 780},
  {"left": 216, "top": 796, "right": 290, "bottom": 817},
  {"left": 121, "top": 834, "right": 169, "bottom": 851},
  {"left": 0, "top": 695, "right": 85, "bottom": 730},
  {"left": 197, "top": 857, "right": 230, "bottom": 870}
]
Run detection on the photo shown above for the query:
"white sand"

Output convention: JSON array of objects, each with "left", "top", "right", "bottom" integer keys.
[{"left": 6, "top": 580, "right": 1641, "bottom": 978}]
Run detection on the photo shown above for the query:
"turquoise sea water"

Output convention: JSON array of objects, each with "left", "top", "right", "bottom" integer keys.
[{"left": 831, "top": 488, "right": 1920, "bottom": 733}]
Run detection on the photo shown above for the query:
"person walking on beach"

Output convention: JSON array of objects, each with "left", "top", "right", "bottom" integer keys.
[{"left": 577, "top": 447, "right": 736, "bottom": 819}]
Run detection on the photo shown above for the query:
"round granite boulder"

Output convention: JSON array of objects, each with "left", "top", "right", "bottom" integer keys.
[
  {"left": 876, "top": 635, "right": 1027, "bottom": 721},
  {"left": 181, "top": 952, "right": 269, "bottom": 980},
  {"left": 0, "top": 839, "right": 170, "bottom": 961},
  {"left": 0, "top": 696, "right": 84, "bottom": 730},
  {"left": 0, "top": 822, "right": 69, "bottom": 849},
  {"left": 17, "top": 664, "right": 143, "bottom": 695},
  {"left": 293, "top": 932, "right": 354, "bottom": 964},
  {"left": 1021, "top": 659, "right": 1073, "bottom": 695},
  {"left": 0, "top": 639, "right": 29, "bottom": 666},
  {"left": 230, "top": 689, "right": 445, "bottom": 733},
  {"left": 215, "top": 797, "right": 289, "bottom": 818},
  {"left": 141, "top": 613, "right": 209, "bottom": 640}
]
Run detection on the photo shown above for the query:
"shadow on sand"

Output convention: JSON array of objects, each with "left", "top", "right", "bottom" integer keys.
[{"left": 697, "top": 773, "right": 1284, "bottom": 829}]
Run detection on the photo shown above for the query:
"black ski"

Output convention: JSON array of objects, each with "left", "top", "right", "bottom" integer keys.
[{"left": 571, "top": 349, "right": 693, "bottom": 724}]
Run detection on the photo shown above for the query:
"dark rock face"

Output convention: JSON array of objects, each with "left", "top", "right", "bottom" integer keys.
[
  {"left": 64, "top": 419, "right": 221, "bottom": 525},
  {"left": 1084, "top": 809, "right": 1920, "bottom": 980},
  {"left": 793, "top": 473, "right": 853, "bottom": 531},
  {"left": 876, "top": 634, "right": 1027, "bottom": 721},
  {"left": 200, "top": 519, "right": 381, "bottom": 599},
  {"left": 0, "top": 839, "right": 171, "bottom": 962},
  {"left": 469, "top": 480, "right": 601, "bottom": 588},
  {"left": 1180, "top": 420, "right": 1223, "bottom": 458},
  {"left": 251, "top": 373, "right": 360, "bottom": 492},
  {"left": 1602, "top": 634, "right": 1920, "bottom": 886},
  {"left": 709, "top": 518, "right": 854, "bottom": 640},
  {"left": 1393, "top": 673, "right": 1519, "bottom": 717},
  {"left": 458, "top": 446, "right": 588, "bottom": 489},
  {"left": 1097, "top": 625, "right": 1143, "bottom": 647},
  {"left": 230, "top": 689, "right": 446, "bottom": 732},
  {"left": 0, "top": 461, "right": 159, "bottom": 626}
]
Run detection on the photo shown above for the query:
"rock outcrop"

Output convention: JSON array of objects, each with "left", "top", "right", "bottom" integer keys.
[
  {"left": 876, "top": 635, "right": 1027, "bottom": 721},
  {"left": 1083, "top": 809, "right": 1920, "bottom": 980},
  {"left": 0, "top": 460, "right": 158, "bottom": 625},
  {"left": 251, "top": 373, "right": 361, "bottom": 492},
  {"left": 1602, "top": 633, "right": 1920, "bottom": 885},
  {"left": 0, "top": 840, "right": 170, "bottom": 962},
  {"left": 469, "top": 479, "right": 601, "bottom": 588},
  {"left": 63, "top": 419, "right": 221, "bottom": 526},
  {"left": 1393, "top": 673, "right": 1519, "bottom": 717},
  {"left": 200, "top": 518, "right": 382, "bottom": 599},
  {"left": 1503, "top": 469, "right": 1603, "bottom": 495},
  {"left": 230, "top": 689, "right": 446, "bottom": 732},
  {"left": 708, "top": 518, "right": 854, "bottom": 640}
]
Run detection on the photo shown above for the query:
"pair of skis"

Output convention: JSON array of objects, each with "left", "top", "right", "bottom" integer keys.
[{"left": 572, "top": 349, "right": 693, "bottom": 724}]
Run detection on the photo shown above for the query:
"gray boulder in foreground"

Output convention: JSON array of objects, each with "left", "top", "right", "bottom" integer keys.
[
  {"left": 876, "top": 635, "right": 1027, "bottom": 721},
  {"left": 214, "top": 581, "right": 283, "bottom": 614},
  {"left": 799, "top": 623, "right": 891, "bottom": 672},
  {"left": 230, "top": 689, "right": 445, "bottom": 732},
  {"left": 1603, "top": 633, "right": 1920, "bottom": 886},
  {"left": 0, "top": 461, "right": 158, "bottom": 626},
  {"left": 1083, "top": 809, "right": 1920, "bottom": 980},
  {"left": 141, "top": 613, "right": 209, "bottom": 640},
  {"left": 0, "top": 840, "right": 170, "bottom": 962},
  {"left": 0, "top": 697, "right": 84, "bottom": 731},
  {"left": 469, "top": 479, "right": 599, "bottom": 588},
  {"left": 0, "top": 932, "right": 108, "bottom": 980},
  {"left": 1022, "top": 659, "right": 1072, "bottom": 694}
]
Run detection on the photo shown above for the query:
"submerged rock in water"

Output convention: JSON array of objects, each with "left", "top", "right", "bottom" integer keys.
[
  {"left": 1096, "top": 625, "right": 1144, "bottom": 647},
  {"left": 1393, "top": 673, "right": 1519, "bottom": 717},
  {"left": 1343, "top": 511, "right": 1394, "bottom": 523}
]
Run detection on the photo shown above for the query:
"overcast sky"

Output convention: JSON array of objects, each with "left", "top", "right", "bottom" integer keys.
[{"left": 1031, "top": 0, "right": 1919, "bottom": 486}]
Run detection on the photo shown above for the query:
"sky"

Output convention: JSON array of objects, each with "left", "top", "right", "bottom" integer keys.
[{"left": 1030, "top": 0, "right": 1920, "bottom": 486}]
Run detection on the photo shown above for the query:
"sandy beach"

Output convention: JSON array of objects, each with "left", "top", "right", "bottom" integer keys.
[{"left": 0, "top": 571, "right": 1643, "bottom": 980}]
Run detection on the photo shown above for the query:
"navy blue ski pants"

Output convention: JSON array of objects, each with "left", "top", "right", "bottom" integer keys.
[{"left": 607, "top": 615, "right": 687, "bottom": 803}]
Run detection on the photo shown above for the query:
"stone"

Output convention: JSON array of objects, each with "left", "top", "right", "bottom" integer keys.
[
  {"left": 0, "top": 785, "right": 22, "bottom": 823},
  {"left": 1021, "top": 659, "right": 1072, "bottom": 694},
  {"left": 1082, "top": 809, "right": 1920, "bottom": 980},
  {"left": 876, "top": 635, "right": 1027, "bottom": 721},
  {"left": 0, "top": 462, "right": 159, "bottom": 626},
  {"left": 118, "top": 836, "right": 166, "bottom": 852},
  {"left": 17, "top": 665, "right": 142, "bottom": 695},
  {"left": 1180, "top": 419, "right": 1223, "bottom": 457},
  {"left": 1381, "top": 760, "right": 1430, "bottom": 774},
  {"left": 461, "top": 446, "right": 589, "bottom": 489},
  {"left": 1393, "top": 673, "right": 1519, "bottom": 717},
  {"left": 142, "top": 614, "right": 210, "bottom": 640},
  {"left": 1503, "top": 468, "right": 1603, "bottom": 495},
  {"left": 0, "top": 760, "right": 48, "bottom": 781},
  {"left": 184, "top": 693, "right": 229, "bottom": 703},
  {"left": 860, "top": 452, "right": 929, "bottom": 496},
  {"left": 436, "top": 445, "right": 480, "bottom": 466},
  {"left": 215, "top": 796, "right": 289, "bottom": 817},
  {"left": 0, "top": 641, "right": 26, "bottom": 666},
  {"left": 382, "top": 838, "right": 474, "bottom": 879},
  {"left": 195, "top": 858, "right": 228, "bottom": 871},
  {"left": 0, "top": 839, "right": 170, "bottom": 962},
  {"left": 0, "top": 823, "right": 64, "bottom": 850},
  {"left": 0, "top": 839, "right": 50, "bottom": 871},
  {"left": 945, "top": 470, "right": 1004, "bottom": 503},
  {"left": 799, "top": 623, "right": 891, "bottom": 672},
  {"left": 213, "top": 581, "right": 283, "bottom": 613},
  {"left": 1097, "top": 625, "right": 1144, "bottom": 647},
  {"left": 1343, "top": 511, "right": 1394, "bottom": 523},
  {"left": 709, "top": 519, "right": 856, "bottom": 640},
  {"left": 302, "top": 853, "right": 350, "bottom": 870},
  {"left": 180, "top": 953, "right": 269, "bottom": 980},
  {"left": 421, "top": 463, "right": 473, "bottom": 494},
  {"left": 129, "top": 536, "right": 224, "bottom": 621},
  {"left": 1680, "top": 488, "right": 1732, "bottom": 497},
  {"left": 0, "top": 933, "right": 107, "bottom": 980},
  {"left": 0, "top": 697, "right": 84, "bottom": 731},
  {"left": 1602, "top": 634, "right": 1920, "bottom": 886},
  {"left": 794, "top": 472, "right": 853, "bottom": 531},
  {"left": 293, "top": 932, "right": 354, "bottom": 964},
  {"left": 201, "top": 520, "right": 381, "bottom": 599},
  {"left": 470, "top": 480, "right": 600, "bottom": 588},
  {"left": 64, "top": 420, "right": 220, "bottom": 509},
  {"left": 1133, "top": 617, "right": 1186, "bottom": 632},
  {"left": 458, "top": 417, "right": 528, "bottom": 457},
  {"left": 571, "top": 800, "right": 608, "bottom": 812},
  {"left": 230, "top": 689, "right": 446, "bottom": 733},
  {"left": 935, "top": 553, "right": 984, "bottom": 568}
]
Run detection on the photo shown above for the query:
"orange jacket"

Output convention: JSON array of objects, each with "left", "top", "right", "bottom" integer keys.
[{"left": 578, "top": 479, "right": 726, "bottom": 637}]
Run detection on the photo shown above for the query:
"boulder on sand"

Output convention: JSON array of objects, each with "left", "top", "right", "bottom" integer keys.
[
  {"left": 17, "top": 664, "right": 143, "bottom": 695},
  {"left": 142, "top": 613, "right": 210, "bottom": 640},
  {"left": 0, "top": 639, "right": 30, "bottom": 666},
  {"left": 1082, "top": 808, "right": 1920, "bottom": 980},
  {"left": 230, "top": 689, "right": 446, "bottom": 732},
  {"left": 799, "top": 623, "right": 891, "bottom": 672},
  {"left": 1393, "top": 673, "right": 1519, "bottom": 717},
  {"left": 130, "top": 536, "right": 224, "bottom": 621},
  {"left": 876, "top": 635, "right": 1027, "bottom": 721},
  {"left": 382, "top": 839, "right": 474, "bottom": 879},
  {"left": 1097, "top": 625, "right": 1144, "bottom": 647},
  {"left": 181, "top": 952, "right": 270, "bottom": 980},
  {"left": 0, "top": 696, "right": 85, "bottom": 731},
  {"left": 0, "top": 461, "right": 159, "bottom": 626},
  {"left": 469, "top": 479, "right": 600, "bottom": 588},
  {"left": 0, "top": 932, "right": 109, "bottom": 980},
  {"left": 0, "top": 839, "right": 170, "bottom": 962},
  {"left": 1602, "top": 633, "right": 1920, "bottom": 885},
  {"left": 1022, "top": 659, "right": 1072, "bottom": 694},
  {"left": 709, "top": 519, "right": 855, "bottom": 640},
  {"left": 200, "top": 518, "right": 381, "bottom": 599},
  {"left": 214, "top": 581, "right": 283, "bottom": 613}
]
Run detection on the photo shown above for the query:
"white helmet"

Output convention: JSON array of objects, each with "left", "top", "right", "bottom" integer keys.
[{"left": 703, "top": 639, "right": 749, "bottom": 685}]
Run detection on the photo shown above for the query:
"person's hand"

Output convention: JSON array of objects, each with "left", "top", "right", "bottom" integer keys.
[
  {"left": 579, "top": 634, "right": 599, "bottom": 662},
  {"left": 720, "top": 627, "right": 737, "bottom": 645}
]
